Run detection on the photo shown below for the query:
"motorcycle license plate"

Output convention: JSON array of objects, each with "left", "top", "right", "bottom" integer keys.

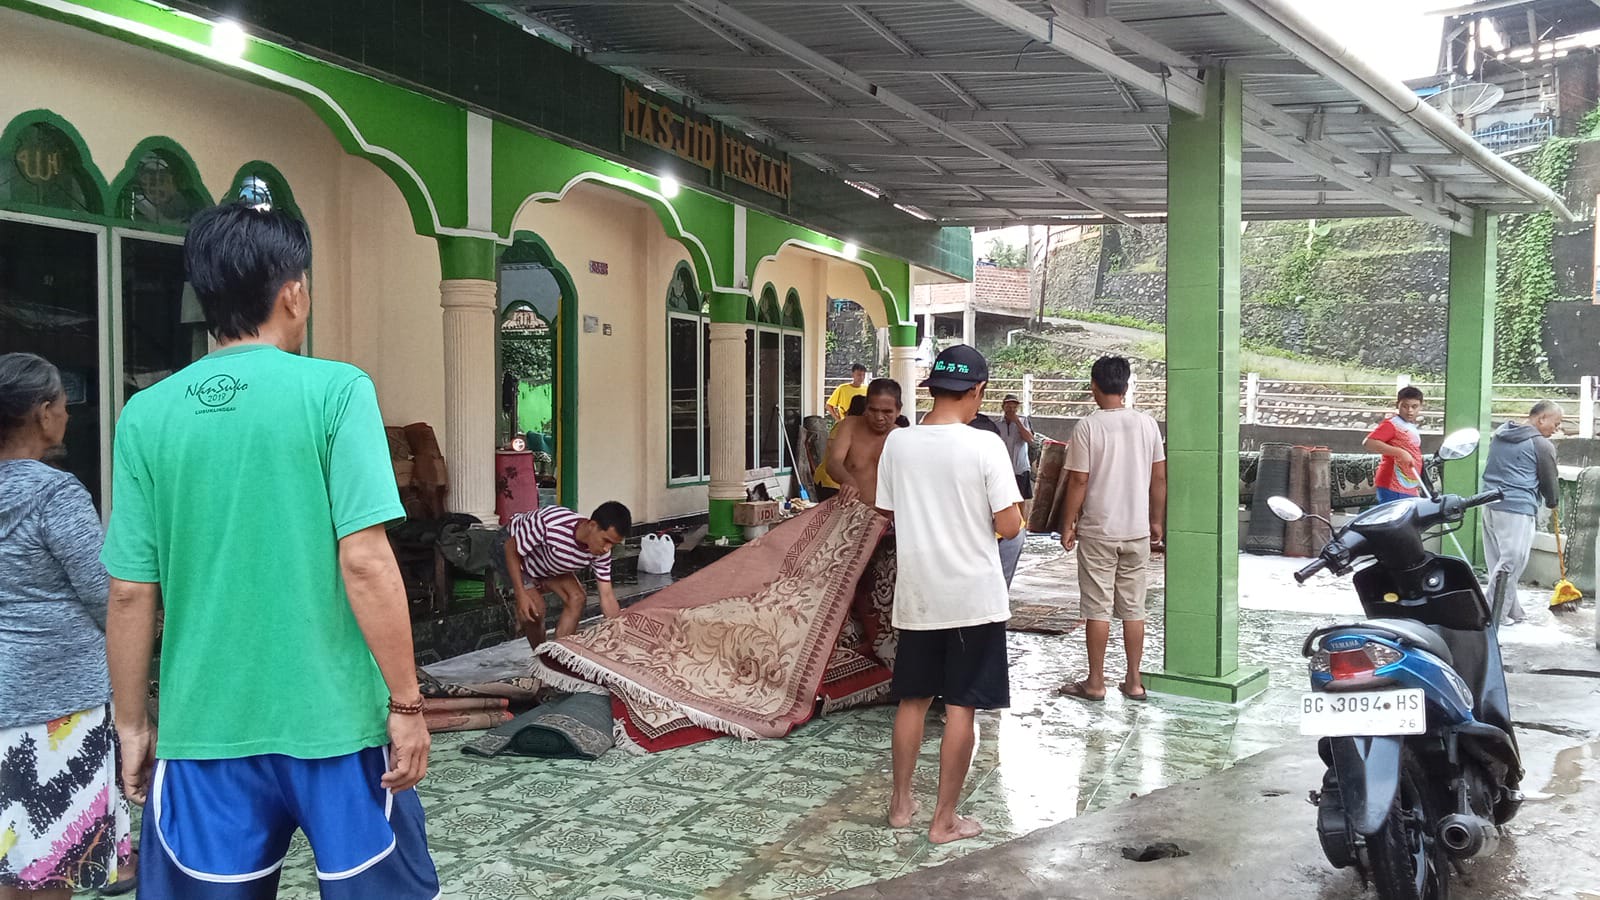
[{"left": 1300, "top": 689, "right": 1425, "bottom": 737}]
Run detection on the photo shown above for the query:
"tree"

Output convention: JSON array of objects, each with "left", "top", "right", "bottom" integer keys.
[{"left": 980, "top": 237, "right": 1028, "bottom": 269}]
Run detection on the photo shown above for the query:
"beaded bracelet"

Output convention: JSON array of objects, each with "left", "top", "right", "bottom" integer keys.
[{"left": 388, "top": 697, "right": 425, "bottom": 715}]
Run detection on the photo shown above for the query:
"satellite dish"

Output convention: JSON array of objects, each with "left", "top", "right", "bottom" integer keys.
[{"left": 1425, "top": 82, "right": 1504, "bottom": 118}]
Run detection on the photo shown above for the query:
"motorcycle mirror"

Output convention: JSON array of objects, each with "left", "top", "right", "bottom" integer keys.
[
  {"left": 1437, "top": 428, "right": 1481, "bottom": 461},
  {"left": 1267, "top": 496, "right": 1305, "bottom": 522}
]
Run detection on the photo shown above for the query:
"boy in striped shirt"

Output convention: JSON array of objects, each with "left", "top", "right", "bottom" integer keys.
[{"left": 501, "top": 501, "right": 632, "bottom": 643}]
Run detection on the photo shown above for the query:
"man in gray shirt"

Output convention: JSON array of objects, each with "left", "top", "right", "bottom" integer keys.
[
  {"left": 997, "top": 394, "right": 1035, "bottom": 501},
  {"left": 1480, "top": 400, "right": 1564, "bottom": 624}
]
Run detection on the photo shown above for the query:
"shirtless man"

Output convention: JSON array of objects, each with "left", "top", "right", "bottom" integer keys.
[{"left": 827, "top": 378, "right": 902, "bottom": 506}]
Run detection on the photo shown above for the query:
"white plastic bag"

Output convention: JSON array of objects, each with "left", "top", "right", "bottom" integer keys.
[{"left": 638, "top": 533, "right": 675, "bottom": 574}]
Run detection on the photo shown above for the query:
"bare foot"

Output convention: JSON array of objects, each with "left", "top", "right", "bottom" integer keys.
[
  {"left": 888, "top": 798, "right": 921, "bottom": 828},
  {"left": 929, "top": 815, "right": 984, "bottom": 845}
]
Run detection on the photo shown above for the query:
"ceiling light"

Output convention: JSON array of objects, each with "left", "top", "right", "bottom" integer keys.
[
  {"left": 842, "top": 242, "right": 859, "bottom": 259},
  {"left": 211, "top": 20, "right": 247, "bottom": 61},
  {"left": 660, "top": 175, "right": 681, "bottom": 198}
]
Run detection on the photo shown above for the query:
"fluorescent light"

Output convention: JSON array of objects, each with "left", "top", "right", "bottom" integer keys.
[
  {"left": 211, "top": 20, "right": 247, "bottom": 60},
  {"left": 842, "top": 242, "right": 859, "bottom": 259},
  {"left": 660, "top": 175, "right": 681, "bottom": 198}
]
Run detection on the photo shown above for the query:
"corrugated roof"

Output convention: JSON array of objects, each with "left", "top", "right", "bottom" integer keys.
[{"left": 489, "top": 0, "right": 1566, "bottom": 231}]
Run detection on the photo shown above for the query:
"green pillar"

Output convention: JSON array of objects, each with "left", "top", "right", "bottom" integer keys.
[
  {"left": 707, "top": 291, "right": 749, "bottom": 542},
  {"left": 1143, "top": 69, "right": 1269, "bottom": 704},
  {"left": 1442, "top": 214, "right": 1497, "bottom": 566}
]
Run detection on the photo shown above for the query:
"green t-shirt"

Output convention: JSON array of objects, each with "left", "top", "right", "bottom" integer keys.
[{"left": 102, "top": 345, "right": 403, "bottom": 760}]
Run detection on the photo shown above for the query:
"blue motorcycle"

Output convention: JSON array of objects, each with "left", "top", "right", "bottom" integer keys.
[{"left": 1271, "top": 430, "right": 1521, "bottom": 900}]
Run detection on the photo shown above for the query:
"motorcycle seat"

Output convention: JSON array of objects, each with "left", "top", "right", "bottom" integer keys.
[{"left": 1354, "top": 618, "right": 1454, "bottom": 665}]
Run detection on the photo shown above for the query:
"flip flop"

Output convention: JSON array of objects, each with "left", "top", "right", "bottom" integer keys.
[
  {"left": 1119, "top": 684, "right": 1149, "bottom": 702},
  {"left": 1057, "top": 680, "right": 1105, "bottom": 702}
]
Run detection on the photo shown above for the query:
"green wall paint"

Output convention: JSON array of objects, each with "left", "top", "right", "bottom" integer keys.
[
  {"left": 1443, "top": 214, "right": 1498, "bottom": 566},
  {"left": 888, "top": 324, "right": 918, "bottom": 348},
  {"left": 1144, "top": 69, "right": 1267, "bottom": 705},
  {"left": 438, "top": 235, "right": 498, "bottom": 280}
]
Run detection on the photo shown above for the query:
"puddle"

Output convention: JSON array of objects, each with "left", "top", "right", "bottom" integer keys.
[{"left": 1543, "top": 740, "right": 1600, "bottom": 797}]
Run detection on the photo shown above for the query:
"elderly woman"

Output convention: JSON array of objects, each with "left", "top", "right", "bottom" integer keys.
[{"left": 0, "top": 353, "right": 131, "bottom": 899}]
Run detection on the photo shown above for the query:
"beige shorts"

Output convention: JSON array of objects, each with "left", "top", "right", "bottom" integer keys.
[{"left": 1076, "top": 536, "right": 1152, "bottom": 621}]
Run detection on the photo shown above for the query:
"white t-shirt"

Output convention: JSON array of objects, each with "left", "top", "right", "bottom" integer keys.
[
  {"left": 1063, "top": 407, "right": 1166, "bottom": 541},
  {"left": 876, "top": 424, "right": 1023, "bottom": 630}
]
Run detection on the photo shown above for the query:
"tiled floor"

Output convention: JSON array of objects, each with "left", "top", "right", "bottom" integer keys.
[{"left": 144, "top": 543, "right": 1379, "bottom": 899}]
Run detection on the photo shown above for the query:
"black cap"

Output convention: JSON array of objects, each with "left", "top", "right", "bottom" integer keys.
[
  {"left": 921, "top": 344, "right": 990, "bottom": 391},
  {"left": 1003, "top": 394, "right": 1021, "bottom": 403}
]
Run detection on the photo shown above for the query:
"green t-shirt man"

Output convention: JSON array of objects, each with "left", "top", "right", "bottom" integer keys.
[{"left": 102, "top": 344, "right": 403, "bottom": 760}]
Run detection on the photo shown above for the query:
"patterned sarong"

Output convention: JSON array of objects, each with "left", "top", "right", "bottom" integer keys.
[{"left": 0, "top": 705, "right": 132, "bottom": 891}]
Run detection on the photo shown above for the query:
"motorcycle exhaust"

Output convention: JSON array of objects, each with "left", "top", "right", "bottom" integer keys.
[{"left": 1438, "top": 814, "right": 1499, "bottom": 858}]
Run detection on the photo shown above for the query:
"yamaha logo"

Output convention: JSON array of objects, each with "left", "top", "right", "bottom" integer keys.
[{"left": 1325, "top": 636, "right": 1366, "bottom": 652}]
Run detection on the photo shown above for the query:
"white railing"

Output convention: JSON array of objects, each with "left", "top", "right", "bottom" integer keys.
[{"left": 825, "top": 373, "right": 1597, "bottom": 436}]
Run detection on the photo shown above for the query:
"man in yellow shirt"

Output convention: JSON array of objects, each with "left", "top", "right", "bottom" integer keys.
[{"left": 826, "top": 364, "right": 869, "bottom": 421}]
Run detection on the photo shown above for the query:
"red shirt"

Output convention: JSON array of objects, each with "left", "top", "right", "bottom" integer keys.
[{"left": 1367, "top": 416, "right": 1423, "bottom": 495}]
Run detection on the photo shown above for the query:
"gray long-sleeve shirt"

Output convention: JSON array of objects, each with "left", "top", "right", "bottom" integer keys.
[
  {"left": 1482, "top": 422, "right": 1561, "bottom": 517},
  {"left": 0, "top": 459, "right": 112, "bottom": 727}
]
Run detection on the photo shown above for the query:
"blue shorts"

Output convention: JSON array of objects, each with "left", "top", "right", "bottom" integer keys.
[
  {"left": 139, "top": 746, "right": 439, "bottom": 900},
  {"left": 1375, "top": 487, "right": 1418, "bottom": 505}
]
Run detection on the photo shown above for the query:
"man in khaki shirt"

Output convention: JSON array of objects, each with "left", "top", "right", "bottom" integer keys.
[{"left": 1058, "top": 356, "right": 1166, "bottom": 702}]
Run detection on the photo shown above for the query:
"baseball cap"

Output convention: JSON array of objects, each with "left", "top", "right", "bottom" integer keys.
[
  {"left": 921, "top": 344, "right": 990, "bottom": 391},
  {"left": 1003, "top": 394, "right": 1021, "bottom": 403}
]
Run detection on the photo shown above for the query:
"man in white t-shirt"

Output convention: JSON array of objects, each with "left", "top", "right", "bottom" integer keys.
[
  {"left": 875, "top": 344, "right": 1023, "bottom": 846},
  {"left": 1059, "top": 356, "right": 1167, "bottom": 703}
]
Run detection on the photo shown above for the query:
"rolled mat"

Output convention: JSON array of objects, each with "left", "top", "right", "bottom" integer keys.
[
  {"left": 423, "top": 697, "right": 510, "bottom": 714},
  {"left": 1030, "top": 441, "right": 1068, "bottom": 533},
  {"left": 1284, "top": 446, "right": 1312, "bottom": 558},
  {"left": 1245, "top": 442, "right": 1292, "bottom": 555},
  {"left": 461, "top": 691, "right": 615, "bottom": 760},
  {"left": 1568, "top": 467, "right": 1600, "bottom": 596},
  {"left": 1307, "top": 448, "right": 1333, "bottom": 537},
  {"left": 425, "top": 709, "right": 513, "bottom": 734}
]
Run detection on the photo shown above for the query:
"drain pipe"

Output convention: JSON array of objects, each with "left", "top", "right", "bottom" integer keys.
[
  {"left": 1212, "top": 0, "right": 1578, "bottom": 222},
  {"left": 1008, "top": 328, "right": 1028, "bottom": 346}
]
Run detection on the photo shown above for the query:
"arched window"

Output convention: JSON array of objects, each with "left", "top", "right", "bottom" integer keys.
[
  {"left": 667, "top": 262, "right": 710, "bottom": 483},
  {"left": 224, "top": 162, "right": 302, "bottom": 220},
  {"left": 747, "top": 284, "right": 806, "bottom": 471},
  {"left": 113, "top": 145, "right": 208, "bottom": 229},
  {"left": 0, "top": 120, "right": 104, "bottom": 215}
]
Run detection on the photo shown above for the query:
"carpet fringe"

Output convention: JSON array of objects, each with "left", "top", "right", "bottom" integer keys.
[{"left": 533, "top": 641, "right": 765, "bottom": 741}]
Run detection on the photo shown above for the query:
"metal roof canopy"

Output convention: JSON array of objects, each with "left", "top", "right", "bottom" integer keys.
[{"left": 482, "top": 0, "right": 1575, "bottom": 235}]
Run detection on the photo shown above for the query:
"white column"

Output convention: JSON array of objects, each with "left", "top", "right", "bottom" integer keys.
[
  {"left": 1022, "top": 373, "right": 1034, "bottom": 417},
  {"left": 708, "top": 320, "right": 748, "bottom": 505},
  {"left": 441, "top": 278, "right": 499, "bottom": 524},
  {"left": 1244, "top": 372, "right": 1260, "bottom": 424},
  {"left": 962, "top": 303, "right": 976, "bottom": 346},
  {"left": 891, "top": 344, "right": 919, "bottom": 424},
  {"left": 1581, "top": 375, "right": 1596, "bottom": 439},
  {"left": 922, "top": 312, "right": 935, "bottom": 344}
]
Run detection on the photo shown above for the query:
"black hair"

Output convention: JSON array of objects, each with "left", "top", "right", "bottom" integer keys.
[
  {"left": 865, "top": 377, "right": 903, "bottom": 408},
  {"left": 895, "top": 415, "right": 910, "bottom": 428},
  {"left": 1397, "top": 386, "right": 1424, "bottom": 403},
  {"left": 846, "top": 395, "right": 867, "bottom": 416},
  {"left": 850, "top": 363, "right": 867, "bottom": 373},
  {"left": 0, "top": 352, "right": 63, "bottom": 445},
  {"left": 1090, "top": 356, "right": 1131, "bottom": 396},
  {"left": 590, "top": 501, "right": 633, "bottom": 537},
  {"left": 929, "top": 385, "right": 979, "bottom": 402},
  {"left": 184, "top": 201, "right": 312, "bottom": 341},
  {"left": 968, "top": 413, "right": 1001, "bottom": 436}
]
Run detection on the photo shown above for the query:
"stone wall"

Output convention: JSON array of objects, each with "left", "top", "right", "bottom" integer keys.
[{"left": 1243, "top": 301, "right": 1450, "bottom": 372}]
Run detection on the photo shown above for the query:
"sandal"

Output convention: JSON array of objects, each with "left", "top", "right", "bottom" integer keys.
[
  {"left": 1119, "top": 684, "right": 1149, "bottom": 702},
  {"left": 1057, "top": 680, "right": 1105, "bottom": 702}
]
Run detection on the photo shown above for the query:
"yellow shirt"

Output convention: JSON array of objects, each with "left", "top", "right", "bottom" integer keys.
[{"left": 827, "top": 382, "right": 868, "bottom": 417}]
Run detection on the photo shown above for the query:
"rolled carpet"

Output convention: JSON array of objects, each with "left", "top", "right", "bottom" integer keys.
[{"left": 461, "top": 692, "right": 615, "bottom": 759}]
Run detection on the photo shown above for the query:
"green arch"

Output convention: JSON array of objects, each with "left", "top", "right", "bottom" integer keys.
[
  {"left": 665, "top": 260, "right": 705, "bottom": 314},
  {"left": 222, "top": 161, "right": 304, "bottom": 221},
  {"left": 108, "top": 136, "right": 211, "bottom": 231},
  {"left": 0, "top": 109, "right": 111, "bottom": 220},
  {"left": 502, "top": 229, "right": 579, "bottom": 509},
  {"left": 755, "top": 283, "right": 782, "bottom": 325},
  {"left": 783, "top": 288, "right": 805, "bottom": 330}
]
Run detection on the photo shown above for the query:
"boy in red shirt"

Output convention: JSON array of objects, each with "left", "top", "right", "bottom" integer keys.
[{"left": 1364, "top": 386, "right": 1425, "bottom": 503}]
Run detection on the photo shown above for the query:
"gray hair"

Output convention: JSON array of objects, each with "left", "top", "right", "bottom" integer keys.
[
  {"left": 1529, "top": 400, "right": 1563, "bottom": 419},
  {"left": 0, "top": 353, "right": 64, "bottom": 444}
]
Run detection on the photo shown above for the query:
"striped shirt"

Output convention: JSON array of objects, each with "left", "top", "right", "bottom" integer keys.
[{"left": 507, "top": 506, "right": 613, "bottom": 582}]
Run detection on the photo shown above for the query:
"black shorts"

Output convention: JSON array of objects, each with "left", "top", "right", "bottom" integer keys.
[
  {"left": 816, "top": 486, "right": 840, "bottom": 501},
  {"left": 891, "top": 622, "right": 1010, "bottom": 709},
  {"left": 1015, "top": 473, "right": 1033, "bottom": 500}
]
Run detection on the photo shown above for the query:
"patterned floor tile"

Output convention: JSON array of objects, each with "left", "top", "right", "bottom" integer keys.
[
  {"left": 691, "top": 798, "right": 811, "bottom": 845},
  {"left": 476, "top": 766, "right": 612, "bottom": 811},
  {"left": 735, "top": 768, "right": 849, "bottom": 809},
  {"left": 427, "top": 802, "right": 544, "bottom": 849},
  {"left": 640, "top": 755, "right": 766, "bottom": 795},
  {"left": 779, "top": 818, "right": 925, "bottom": 869},
  {"left": 437, "top": 856, "right": 580, "bottom": 900},
  {"left": 734, "top": 853, "right": 898, "bottom": 899},
  {"left": 577, "top": 782, "right": 706, "bottom": 829},
  {"left": 509, "top": 817, "right": 652, "bottom": 869},
  {"left": 572, "top": 873, "right": 697, "bottom": 900},
  {"left": 609, "top": 830, "right": 758, "bottom": 895}
]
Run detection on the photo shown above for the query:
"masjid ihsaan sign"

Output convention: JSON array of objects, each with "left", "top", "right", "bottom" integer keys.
[{"left": 622, "top": 85, "right": 791, "bottom": 201}]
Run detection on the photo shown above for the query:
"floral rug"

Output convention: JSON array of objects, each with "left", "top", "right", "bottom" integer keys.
[{"left": 532, "top": 500, "right": 893, "bottom": 752}]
